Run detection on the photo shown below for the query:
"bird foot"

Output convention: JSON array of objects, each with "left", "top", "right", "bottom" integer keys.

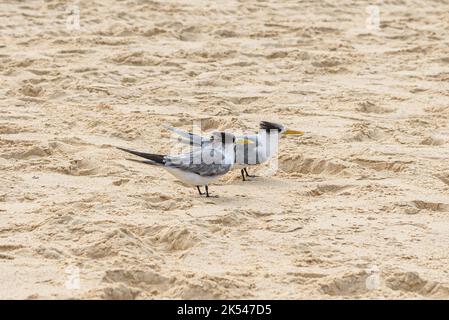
[{"left": 243, "top": 168, "right": 257, "bottom": 179}]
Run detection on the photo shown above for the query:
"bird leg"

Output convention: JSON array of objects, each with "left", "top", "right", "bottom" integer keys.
[
  {"left": 205, "top": 185, "right": 218, "bottom": 198},
  {"left": 244, "top": 168, "right": 257, "bottom": 178},
  {"left": 240, "top": 169, "right": 246, "bottom": 181},
  {"left": 196, "top": 186, "right": 204, "bottom": 195}
]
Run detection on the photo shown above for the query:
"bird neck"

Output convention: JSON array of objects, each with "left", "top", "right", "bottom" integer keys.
[
  {"left": 257, "top": 130, "right": 281, "bottom": 140},
  {"left": 256, "top": 130, "right": 280, "bottom": 159}
]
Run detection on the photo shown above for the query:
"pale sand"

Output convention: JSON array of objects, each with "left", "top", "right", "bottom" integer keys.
[{"left": 1, "top": 0, "right": 449, "bottom": 299}]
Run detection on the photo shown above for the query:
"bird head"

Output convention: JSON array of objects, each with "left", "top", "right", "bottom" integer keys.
[{"left": 259, "top": 121, "right": 304, "bottom": 137}]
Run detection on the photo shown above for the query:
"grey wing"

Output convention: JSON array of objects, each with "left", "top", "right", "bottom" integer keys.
[
  {"left": 166, "top": 127, "right": 210, "bottom": 146},
  {"left": 165, "top": 149, "right": 232, "bottom": 176}
]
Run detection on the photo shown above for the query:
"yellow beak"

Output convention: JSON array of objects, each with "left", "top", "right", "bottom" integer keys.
[
  {"left": 283, "top": 129, "right": 305, "bottom": 136},
  {"left": 235, "top": 138, "right": 254, "bottom": 145}
]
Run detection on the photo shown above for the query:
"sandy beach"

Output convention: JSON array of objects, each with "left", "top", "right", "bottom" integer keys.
[{"left": 1, "top": 0, "right": 449, "bottom": 299}]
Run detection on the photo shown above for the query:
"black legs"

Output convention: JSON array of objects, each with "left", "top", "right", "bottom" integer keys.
[
  {"left": 197, "top": 185, "right": 214, "bottom": 197},
  {"left": 241, "top": 169, "right": 246, "bottom": 181},
  {"left": 241, "top": 168, "right": 257, "bottom": 181},
  {"left": 244, "top": 168, "right": 257, "bottom": 178}
]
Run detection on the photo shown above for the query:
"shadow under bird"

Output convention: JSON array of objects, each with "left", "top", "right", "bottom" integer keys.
[
  {"left": 166, "top": 121, "right": 304, "bottom": 181},
  {"left": 117, "top": 132, "right": 252, "bottom": 197}
]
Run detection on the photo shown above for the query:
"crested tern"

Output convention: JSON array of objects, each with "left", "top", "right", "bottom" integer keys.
[{"left": 117, "top": 131, "right": 251, "bottom": 197}]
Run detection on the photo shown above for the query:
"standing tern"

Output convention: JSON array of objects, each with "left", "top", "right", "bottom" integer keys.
[
  {"left": 117, "top": 132, "right": 252, "bottom": 197},
  {"left": 166, "top": 121, "right": 304, "bottom": 181}
]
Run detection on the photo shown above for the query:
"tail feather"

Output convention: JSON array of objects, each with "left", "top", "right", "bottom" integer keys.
[
  {"left": 125, "top": 158, "right": 157, "bottom": 165},
  {"left": 117, "top": 147, "right": 165, "bottom": 165}
]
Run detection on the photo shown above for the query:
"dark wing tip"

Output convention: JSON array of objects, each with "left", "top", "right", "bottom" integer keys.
[
  {"left": 125, "top": 158, "right": 156, "bottom": 165},
  {"left": 116, "top": 147, "right": 165, "bottom": 164}
]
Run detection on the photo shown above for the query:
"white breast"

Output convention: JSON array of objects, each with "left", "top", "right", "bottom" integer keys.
[
  {"left": 234, "top": 133, "right": 279, "bottom": 166},
  {"left": 164, "top": 167, "right": 220, "bottom": 186}
]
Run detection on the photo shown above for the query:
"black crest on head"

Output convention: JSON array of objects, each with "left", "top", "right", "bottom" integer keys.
[{"left": 259, "top": 121, "right": 284, "bottom": 132}]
